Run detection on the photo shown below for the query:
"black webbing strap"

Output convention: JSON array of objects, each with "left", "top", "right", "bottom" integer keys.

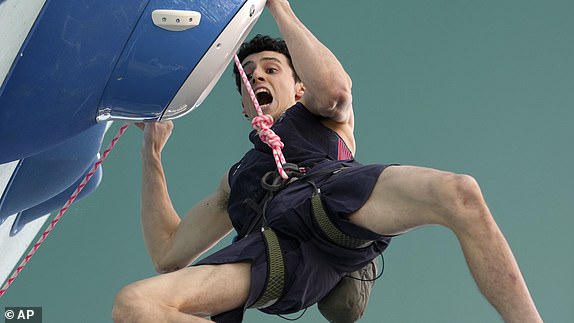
[
  {"left": 249, "top": 228, "right": 285, "bottom": 309},
  {"left": 311, "top": 192, "right": 373, "bottom": 249}
]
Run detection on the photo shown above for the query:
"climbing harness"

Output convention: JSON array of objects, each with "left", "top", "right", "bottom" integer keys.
[
  {"left": 0, "top": 123, "right": 130, "bottom": 298},
  {"left": 242, "top": 164, "right": 381, "bottom": 311},
  {"left": 239, "top": 163, "right": 306, "bottom": 240}
]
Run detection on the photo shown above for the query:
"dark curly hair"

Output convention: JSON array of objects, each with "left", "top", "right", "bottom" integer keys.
[{"left": 233, "top": 34, "right": 300, "bottom": 94}]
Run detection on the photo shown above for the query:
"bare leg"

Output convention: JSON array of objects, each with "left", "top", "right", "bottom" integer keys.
[
  {"left": 349, "top": 165, "right": 542, "bottom": 323},
  {"left": 112, "top": 262, "right": 251, "bottom": 323}
]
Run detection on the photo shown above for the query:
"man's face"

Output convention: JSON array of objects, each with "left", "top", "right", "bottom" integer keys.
[{"left": 240, "top": 51, "right": 304, "bottom": 121}]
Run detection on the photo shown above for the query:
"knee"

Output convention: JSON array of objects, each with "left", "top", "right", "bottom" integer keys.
[
  {"left": 112, "top": 284, "right": 148, "bottom": 323},
  {"left": 436, "top": 173, "right": 492, "bottom": 227}
]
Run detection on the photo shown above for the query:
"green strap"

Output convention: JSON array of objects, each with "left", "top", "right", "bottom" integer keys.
[
  {"left": 311, "top": 193, "right": 373, "bottom": 249},
  {"left": 250, "top": 191, "right": 373, "bottom": 310},
  {"left": 250, "top": 228, "right": 285, "bottom": 309}
]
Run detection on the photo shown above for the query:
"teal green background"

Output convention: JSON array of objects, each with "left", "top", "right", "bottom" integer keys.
[{"left": 2, "top": 1, "right": 573, "bottom": 322}]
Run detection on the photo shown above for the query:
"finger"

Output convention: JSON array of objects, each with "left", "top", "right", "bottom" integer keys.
[{"left": 163, "top": 120, "right": 174, "bottom": 132}]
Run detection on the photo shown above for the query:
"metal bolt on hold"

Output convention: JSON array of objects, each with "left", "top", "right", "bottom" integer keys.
[{"left": 250, "top": 5, "right": 255, "bottom": 17}]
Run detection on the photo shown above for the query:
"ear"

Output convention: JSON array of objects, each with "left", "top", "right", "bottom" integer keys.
[{"left": 295, "top": 82, "right": 305, "bottom": 101}]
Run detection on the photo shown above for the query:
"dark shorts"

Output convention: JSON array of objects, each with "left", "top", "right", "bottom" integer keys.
[{"left": 196, "top": 161, "right": 393, "bottom": 322}]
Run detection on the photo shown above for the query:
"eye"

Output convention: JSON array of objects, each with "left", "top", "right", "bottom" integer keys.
[
  {"left": 243, "top": 66, "right": 254, "bottom": 80},
  {"left": 266, "top": 68, "right": 278, "bottom": 74}
]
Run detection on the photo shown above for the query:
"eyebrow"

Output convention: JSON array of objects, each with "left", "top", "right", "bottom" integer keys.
[{"left": 242, "top": 56, "right": 283, "bottom": 69}]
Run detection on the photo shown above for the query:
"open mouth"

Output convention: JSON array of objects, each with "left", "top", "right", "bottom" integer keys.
[{"left": 255, "top": 88, "right": 273, "bottom": 108}]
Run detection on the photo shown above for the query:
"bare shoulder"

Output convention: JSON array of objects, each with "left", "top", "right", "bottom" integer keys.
[
  {"left": 299, "top": 88, "right": 356, "bottom": 153},
  {"left": 299, "top": 90, "right": 353, "bottom": 124}
]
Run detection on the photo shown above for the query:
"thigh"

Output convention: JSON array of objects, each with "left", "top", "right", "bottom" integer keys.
[
  {"left": 348, "top": 165, "right": 457, "bottom": 236},
  {"left": 125, "top": 262, "right": 251, "bottom": 317}
]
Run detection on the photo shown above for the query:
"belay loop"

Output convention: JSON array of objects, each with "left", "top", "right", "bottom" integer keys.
[{"left": 261, "top": 163, "right": 306, "bottom": 192}]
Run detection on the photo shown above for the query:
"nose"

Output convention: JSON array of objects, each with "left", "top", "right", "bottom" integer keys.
[{"left": 250, "top": 68, "right": 265, "bottom": 84}]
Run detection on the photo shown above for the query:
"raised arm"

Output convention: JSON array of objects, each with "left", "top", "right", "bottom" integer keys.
[
  {"left": 139, "top": 121, "right": 233, "bottom": 273},
  {"left": 267, "top": 0, "right": 353, "bottom": 124}
]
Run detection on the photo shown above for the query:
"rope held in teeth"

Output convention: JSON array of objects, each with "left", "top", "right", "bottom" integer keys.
[{"left": 233, "top": 54, "right": 288, "bottom": 180}]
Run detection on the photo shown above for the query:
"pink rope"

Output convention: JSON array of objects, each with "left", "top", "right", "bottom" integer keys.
[
  {"left": 233, "top": 54, "right": 288, "bottom": 179},
  {"left": 0, "top": 122, "right": 130, "bottom": 298}
]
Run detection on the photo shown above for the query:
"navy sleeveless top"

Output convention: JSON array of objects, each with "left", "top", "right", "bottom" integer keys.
[{"left": 227, "top": 103, "right": 353, "bottom": 233}]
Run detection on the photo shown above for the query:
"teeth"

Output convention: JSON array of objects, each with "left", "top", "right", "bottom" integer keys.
[{"left": 254, "top": 87, "right": 272, "bottom": 107}]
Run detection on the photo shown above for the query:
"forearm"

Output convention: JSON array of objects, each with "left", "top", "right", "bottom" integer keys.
[
  {"left": 135, "top": 121, "right": 232, "bottom": 273},
  {"left": 141, "top": 150, "right": 233, "bottom": 272},
  {"left": 166, "top": 191, "right": 233, "bottom": 268},
  {"left": 140, "top": 148, "right": 181, "bottom": 269},
  {"left": 267, "top": 1, "right": 352, "bottom": 113}
]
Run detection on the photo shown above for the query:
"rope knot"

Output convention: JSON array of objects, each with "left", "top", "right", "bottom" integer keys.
[
  {"left": 252, "top": 115, "right": 284, "bottom": 150},
  {"left": 252, "top": 114, "right": 274, "bottom": 130}
]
